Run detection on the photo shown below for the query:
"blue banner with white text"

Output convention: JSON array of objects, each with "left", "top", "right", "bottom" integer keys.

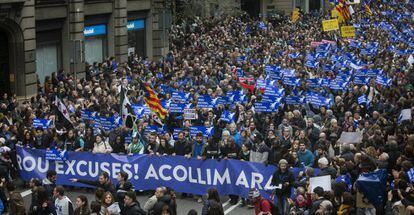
[{"left": 17, "top": 147, "right": 314, "bottom": 199}]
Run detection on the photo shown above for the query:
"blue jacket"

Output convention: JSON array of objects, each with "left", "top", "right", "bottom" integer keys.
[
  {"left": 298, "top": 150, "right": 315, "bottom": 167},
  {"left": 192, "top": 141, "right": 204, "bottom": 158},
  {"left": 230, "top": 132, "right": 242, "bottom": 148}
]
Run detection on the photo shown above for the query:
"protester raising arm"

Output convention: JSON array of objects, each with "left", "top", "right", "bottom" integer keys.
[{"left": 70, "top": 172, "right": 115, "bottom": 194}]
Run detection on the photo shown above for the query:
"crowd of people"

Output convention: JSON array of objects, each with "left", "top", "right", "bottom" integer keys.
[{"left": 0, "top": 0, "right": 414, "bottom": 214}]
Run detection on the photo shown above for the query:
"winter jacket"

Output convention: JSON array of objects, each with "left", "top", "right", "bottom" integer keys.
[
  {"left": 92, "top": 141, "right": 112, "bottom": 154},
  {"left": 318, "top": 166, "right": 337, "bottom": 179},
  {"left": 42, "top": 178, "right": 56, "bottom": 200},
  {"left": 202, "top": 199, "right": 223, "bottom": 215},
  {"left": 271, "top": 169, "right": 294, "bottom": 197},
  {"left": 123, "top": 202, "right": 146, "bottom": 215},
  {"left": 250, "top": 142, "right": 269, "bottom": 163},
  {"left": 151, "top": 195, "right": 176, "bottom": 215},
  {"left": 173, "top": 139, "right": 192, "bottom": 156}
]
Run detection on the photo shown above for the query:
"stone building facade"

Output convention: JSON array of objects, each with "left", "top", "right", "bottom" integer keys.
[{"left": 0, "top": 0, "right": 170, "bottom": 98}]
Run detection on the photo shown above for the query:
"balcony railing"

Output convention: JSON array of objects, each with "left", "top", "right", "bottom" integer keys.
[{"left": 35, "top": 0, "right": 66, "bottom": 6}]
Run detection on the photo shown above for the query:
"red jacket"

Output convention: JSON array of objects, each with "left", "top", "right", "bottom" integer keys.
[{"left": 254, "top": 197, "right": 271, "bottom": 215}]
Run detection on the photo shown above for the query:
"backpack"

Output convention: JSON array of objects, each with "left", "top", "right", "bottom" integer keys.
[{"left": 260, "top": 199, "right": 279, "bottom": 215}]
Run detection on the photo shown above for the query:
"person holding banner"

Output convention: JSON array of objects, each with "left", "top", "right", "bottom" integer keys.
[
  {"left": 92, "top": 135, "right": 113, "bottom": 154},
  {"left": 271, "top": 159, "right": 294, "bottom": 215},
  {"left": 128, "top": 135, "right": 145, "bottom": 155}
]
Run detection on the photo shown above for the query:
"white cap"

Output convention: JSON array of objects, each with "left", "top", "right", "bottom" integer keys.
[{"left": 0, "top": 138, "right": 5, "bottom": 145}]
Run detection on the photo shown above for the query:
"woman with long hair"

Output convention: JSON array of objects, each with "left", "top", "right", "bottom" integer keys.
[
  {"left": 202, "top": 188, "right": 223, "bottom": 215},
  {"left": 74, "top": 195, "right": 90, "bottom": 215},
  {"left": 102, "top": 192, "right": 120, "bottom": 215}
]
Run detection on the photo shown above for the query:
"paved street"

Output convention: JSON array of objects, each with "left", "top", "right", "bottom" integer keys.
[{"left": 21, "top": 189, "right": 255, "bottom": 215}]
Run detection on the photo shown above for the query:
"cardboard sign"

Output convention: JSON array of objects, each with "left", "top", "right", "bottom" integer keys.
[
  {"left": 292, "top": 8, "right": 300, "bottom": 22},
  {"left": 341, "top": 25, "right": 356, "bottom": 38},
  {"left": 310, "top": 175, "right": 332, "bottom": 192},
  {"left": 322, "top": 19, "right": 339, "bottom": 31},
  {"left": 338, "top": 132, "right": 363, "bottom": 144},
  {"left": 184, "top": 108, "right": 197, "bottom": 120}
]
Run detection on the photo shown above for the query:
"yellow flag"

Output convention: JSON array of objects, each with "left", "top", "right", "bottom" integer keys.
[
  {"left": 331, "top": 9, "right": 339, "bottom": 18},
  {"left": 292, "top": 8, "right": 300, "bottom": 22}
]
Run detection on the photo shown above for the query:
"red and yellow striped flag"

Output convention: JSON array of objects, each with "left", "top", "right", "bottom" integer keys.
[
  {"left": 142, "top": 83, "right": 168, "bottom": 119},
  {"left": 336, "top": 0, "right": 351, "bottom": 21},
  {"left": 364, "top": 4, "right": 373, "bottom": 16}
]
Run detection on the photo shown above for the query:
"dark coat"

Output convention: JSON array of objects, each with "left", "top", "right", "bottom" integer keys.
[
  {"left": 124, "top": 202, "right": 146, "bottom": 215},
  {"left": 271, "top": 169, "right": 294, "bottom": 197}
]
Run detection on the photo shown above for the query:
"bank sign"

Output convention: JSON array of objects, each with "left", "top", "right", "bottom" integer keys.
[
  {"left": 84, "top": 24, "right": 106, "bottom": 37},
  {"left": 127, "top": 19, "right": 145, "bottom": 31}
]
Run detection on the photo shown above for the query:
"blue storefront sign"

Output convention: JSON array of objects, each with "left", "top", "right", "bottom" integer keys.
[
  {"left": 84, "top": 24, "right": 107, "bottom": 37},
  {"left": 127, "top": 19, "right": 145, "bottom": 31}
]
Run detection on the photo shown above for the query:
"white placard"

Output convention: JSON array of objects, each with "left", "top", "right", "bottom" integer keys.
[
  {"left": 338, "top": 132, "right": 363, "bottom": 144},
  {"left": 184, "top": 108, "right": 197, "bottom": 120},
  {"left": 310, "top": 175, "right": 331, "bottom": 192}
]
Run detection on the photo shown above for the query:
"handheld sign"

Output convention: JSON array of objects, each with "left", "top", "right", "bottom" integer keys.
[
  {"left": 184, "top": 109, "right": 197, "bottom": 120},
  {"left": 341, "top": 26, "right": 356, "bottom": 38},
  {"left": 322, "top": 19, "right": 339, "bottom": 31}
]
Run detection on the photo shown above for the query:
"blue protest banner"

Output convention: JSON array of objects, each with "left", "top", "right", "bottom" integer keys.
[
  {"left": 357, "top": 95, "right": 369, "bottom": 105},
  {"left": 375, "top": 76, "right": 392, "bottom": 86},
  {"left": 131, "top": 104, "right": 151, "bottom": 117},
  {"left": 17, "top": 147, "right": 321, "bottom": 199},
  {"left": 45, "top": 149, "right": 68, "bottom": 161},
  {"left": 197, "top": 95, "right": 214, "bottom": 109},
  {"left": 171, "top": 92, "right": 191, "bottom": 103},
  {"left": 306, "top": 78, "right": 322, "bottom": 88},
  {"left": 354, "top": 76, "right": 370, "bottom": 85},
  {"left": 99, "top": 116, "right": 121, "bottom": 131},
  {"left": 254, "top": 102, "right": 279, "bottom": 112},
  {"left": 288, "top": 53, "right": 300, "bottom": 59},
  {"left": 281, "top": 69, "right": 296, "bottom": 77},
  {"left": 283, "top": 77, "right": 301, "bottom": 87},
  {"left": 169, "top": 103, "right": 190, "bottom": 113},
  {"left": 32, "top": 119, "right": 52, "bottom": 129},
  {"left": 189, "top": 126, "right": 214, "bottom": 138},
  {"left": 285, "top": 96, "right": 306, "bottom": 105},
  {"left": 236, "top": 56, "right": 246, "bottom": 63},
  {"left": 236, "top": 68, "right": 244, "bottom": 77},
  {"left": 328, "top": 79, "right": 349, "bottom": 91},
  {"left": 261, "top": 95, "right": 282, "bottom": 103},
  {"left": 80, "top": 110, "right": 96, "bottom": 121},
  {"left": 220, "top": 111, "right": 235, "bottom": 123},
  {"left": 305, "top": 61, "right": 319, "bottom": 69},
  {"left": 264, "top": 86, "right": 285, "bottom": 97},
  {"left": 226, "top": 91, "right": 247, "bottom": 105},
  {"left": 356, "top": 169, "right": 387, "bottom": 208}
]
